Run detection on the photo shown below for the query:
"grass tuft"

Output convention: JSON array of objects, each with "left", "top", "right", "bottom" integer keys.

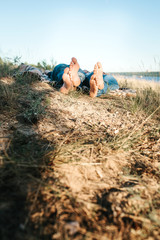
[{"left": 117, "top": 76, "right": 160, "bottom": 120}]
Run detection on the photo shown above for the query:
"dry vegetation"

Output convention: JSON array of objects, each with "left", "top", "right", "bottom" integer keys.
[{"left": 0, "top": 61, "right": 160, "bottom": 240}]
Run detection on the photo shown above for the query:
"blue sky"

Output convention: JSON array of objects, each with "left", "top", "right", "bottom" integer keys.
[{"left": 0, "top": 0, "right": 160, "bottom": 72}]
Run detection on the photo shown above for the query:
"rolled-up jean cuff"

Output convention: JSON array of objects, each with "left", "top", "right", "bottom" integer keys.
[
  {"left": 97, "top": 75, "right": 119, "bottom": 97},
  {"left": 78, "top": 71, "right": 86, "bottom": 83}
]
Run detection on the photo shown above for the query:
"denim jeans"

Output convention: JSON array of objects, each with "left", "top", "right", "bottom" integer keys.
[
  {"left": 51, "top": 64, "right": 86, "bottom": 88},
  {"left": 51, "top": 64, "right": 119, "bottom": 96}
]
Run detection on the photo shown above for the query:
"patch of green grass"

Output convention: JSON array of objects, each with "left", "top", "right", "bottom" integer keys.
[
  {"left": 33, "top": 59, "right": 55, "bottom": 71},
  {"left": 0, "top": 82, "right": 17, "bottom": 110},
  {"left": 18, "top": 92, "right": 47, "bottom": 124},
  {"left": 0, "top": 57, "right": 19, "bottom": 79}
]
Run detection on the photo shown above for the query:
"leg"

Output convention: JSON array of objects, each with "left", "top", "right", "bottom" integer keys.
[
  {"left": 51, "top": 63, "right": 69, "bottom": 88},
  {"left": 82, "top": 64, "right": 119, "bottom": 97},
  {"left": 50, "top": 58, "right": 81, "bottom": 94}
]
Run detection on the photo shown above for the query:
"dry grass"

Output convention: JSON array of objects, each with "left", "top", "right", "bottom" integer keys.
[
  {"left": 114, "top": 75, "right": 160, "bottom": 121},
  {"left": 0, "top": 70, "right": 160, "bottom": 239},
  {"left": 115, "top": 75, "right": 160, "bottom": 92}
]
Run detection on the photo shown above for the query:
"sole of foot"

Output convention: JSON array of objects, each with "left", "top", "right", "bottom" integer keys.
[
  {"left": 95, "top": 62, "right": 104, "bottom": 90},
  {"left": 89, "top": 62, "right": 104, "bottom": 98},
  {"left": 69, "top": 57, "right": 81, "bottom": 87},
  {"left": 90, "top": 75, "right": 98, "bottom": 98},
  {"left": 60, "top": 67, "right": 73, "bottom": 94}
]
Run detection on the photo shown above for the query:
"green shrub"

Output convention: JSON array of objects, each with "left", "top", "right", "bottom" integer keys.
[{"left": 0, "top": 57, "right": 19, "bottom": 78}]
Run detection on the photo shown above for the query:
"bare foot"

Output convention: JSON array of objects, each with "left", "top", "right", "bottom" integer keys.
[
  {"left": 89, "top": 62, "right": 104, "bottom": 98},
  {"left": 69, "top": 57, "right": 81, "bottom": 87},
  {"left": 95, "top": 62, "right": 104, "bottom": 90},
  {"left": 90, "top": 75, "right": 98, "bottom": 98},
  {"left": 60, "top": 67, "right": 73, "bottom": 94}
]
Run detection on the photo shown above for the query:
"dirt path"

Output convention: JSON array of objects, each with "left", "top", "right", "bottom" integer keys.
[{"left": 0, "top": 77, "right": 160, "bottom": 239}]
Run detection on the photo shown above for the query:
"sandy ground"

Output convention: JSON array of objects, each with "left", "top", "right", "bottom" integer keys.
[{"left": 0, "top": 78, "right": 160, "bottom": 239}]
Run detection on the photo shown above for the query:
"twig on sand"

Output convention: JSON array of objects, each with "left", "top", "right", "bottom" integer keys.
[{"left": 72, "top": 162, "right": 103, "bottom": 166}]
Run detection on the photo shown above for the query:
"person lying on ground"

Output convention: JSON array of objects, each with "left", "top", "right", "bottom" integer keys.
[
  {"left": 51, "top": 57, "right": 119, "bottom": 98},
  {"left": 17, "top": 58, "right": 119, "bottom": 98}
]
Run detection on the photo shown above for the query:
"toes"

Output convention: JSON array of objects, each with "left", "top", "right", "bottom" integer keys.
[
  {"left": 63, "top": 73, "right": 68, "bottom": 79},
  {"left": 91, "top": 74, "right": 97, "bottom": 84},
  {"left": 94, "top": 69, "right": 98, "bottom": 75},
  {"left": 91, "top": 75, "right": 95, "bottom": 80},
  {"left": 69, "top": 71, "right": 72, "bottom": 80},
  {"left": 72, "top": 57, "right": 77, "bottom": 64},
  {"left": 68, "top": 58, "right": 80, "bottom": 86},
  {"left": 70, "top": 62, "right": 73, "bottom": 68},
  {"left": 97, "top": 62, "right": 102, "bottom": 68},
  {"left": 94, "top": 64, "right": 98, "bottom": 73},
  {"left": 94, "top": 64, "right": 98, "bottom": 70},
  {"left": 97, "top": 62, "right": 103, "bottom": 72},
  {"left": 69, "top": 66, "right": 73, "bottom": 73},
  {"left": 64, "top": 67, "right": 69, "bottom": 74}
]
